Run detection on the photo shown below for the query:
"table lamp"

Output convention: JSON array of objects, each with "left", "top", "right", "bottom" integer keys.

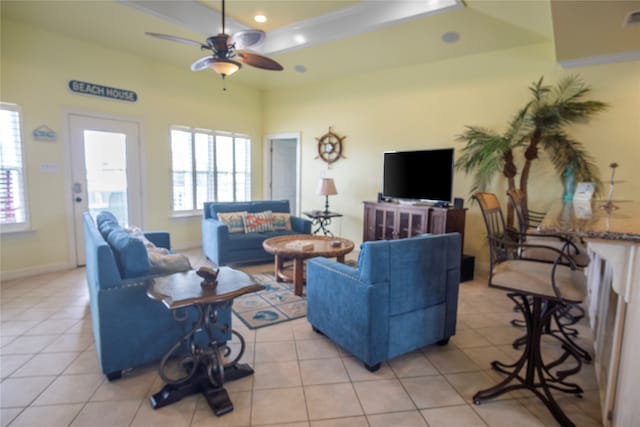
[{"left": 317, "top": 178, "right": 337, "bottom": 214}]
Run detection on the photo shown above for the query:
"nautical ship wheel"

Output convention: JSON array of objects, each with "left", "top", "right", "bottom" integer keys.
[{"left": 316, "top": 128, "right": 345, "bottom": 164}]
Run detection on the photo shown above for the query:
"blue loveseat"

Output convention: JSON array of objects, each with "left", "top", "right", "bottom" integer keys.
[
  {"left": 306, "top": 233, "right": 461, "bottom": 371},
  {"left": 202, "top": 200, "right": 312, "bottom": 265},
  {"left": 83, "top": 211, "right": 231, "bottom": 379}
]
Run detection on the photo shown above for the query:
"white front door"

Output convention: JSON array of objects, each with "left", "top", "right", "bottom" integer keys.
[
  {"left": 265, "top": 134, "right": 300, "bottom": 214},
  {"left": 68, "top": 113, "right": 143, "bottom": 266}
]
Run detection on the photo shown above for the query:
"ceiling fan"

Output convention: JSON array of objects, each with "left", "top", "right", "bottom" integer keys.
[{"left": 146, "top": 0, "right": 283, "bottom": 82}]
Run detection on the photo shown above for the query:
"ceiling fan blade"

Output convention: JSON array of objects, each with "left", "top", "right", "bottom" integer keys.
[
  {"left": 145, "top": 32, "right": 208, "bottom": 49},
  {"left": 191, "top": 56, "right": 214, "bottom": 71},
  {"left": 230, "top": 30, "right": 265, "bottom": 49},
  {"left": 237, "top": 52, "right": 283, "bottom": 71}
]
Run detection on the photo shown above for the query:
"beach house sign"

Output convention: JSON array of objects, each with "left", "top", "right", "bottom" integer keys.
[{"left": 68, "top": 80, "right": 138, "bottom": 102}]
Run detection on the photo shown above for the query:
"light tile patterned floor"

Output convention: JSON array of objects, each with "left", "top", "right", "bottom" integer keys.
[{"left": 0, "top": 249, "right": 603, "bottom": 426}]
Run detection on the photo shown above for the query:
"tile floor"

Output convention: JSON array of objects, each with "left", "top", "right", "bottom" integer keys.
[{"left": 0, "top": 249, "right": 603, "bottom": 426}]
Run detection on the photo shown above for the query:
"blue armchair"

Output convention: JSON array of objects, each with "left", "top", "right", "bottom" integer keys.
[{"left": 306, "top": 233, "right": 461, "bottom": 371}]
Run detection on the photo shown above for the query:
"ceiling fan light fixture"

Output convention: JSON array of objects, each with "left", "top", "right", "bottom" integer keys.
[
  {"left": 210, "top": 58, "right": 242, "bottom": 77},
  {"left": 146, "top": 0, "right": 282, "bottom": 85}
]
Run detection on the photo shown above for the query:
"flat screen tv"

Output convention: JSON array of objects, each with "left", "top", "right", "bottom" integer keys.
[{"left": 383, "top": 148, "right": 454, "bottom": 203}]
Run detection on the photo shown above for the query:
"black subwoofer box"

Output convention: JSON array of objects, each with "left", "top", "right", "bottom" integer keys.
[{"left": 461, "top": 254, "right": 475, "bottom": 282}]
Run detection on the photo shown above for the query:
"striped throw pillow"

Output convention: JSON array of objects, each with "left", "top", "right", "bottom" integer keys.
[{"left": 244, "top": 211, "right": 274, "bottom": 233}]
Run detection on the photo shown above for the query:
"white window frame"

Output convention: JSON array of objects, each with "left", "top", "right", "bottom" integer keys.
[
  {"left": 0, "top": 102, "right": 30, "bottom": 233},
  {"left": 170, "top": 126, "right": 251, "bottom": 215}
]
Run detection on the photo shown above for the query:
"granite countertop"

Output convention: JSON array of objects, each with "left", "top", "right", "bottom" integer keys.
[{"left": 539, "top": 200, "right": 640, "bottom": 242}]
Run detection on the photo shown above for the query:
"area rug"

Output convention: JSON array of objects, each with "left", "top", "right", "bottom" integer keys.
[{"left": 232, "top": 273, "right": 307, "bottom": 329}]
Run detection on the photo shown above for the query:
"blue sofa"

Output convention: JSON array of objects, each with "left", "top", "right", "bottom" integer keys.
[
  {"left": 202, "top": 200, "right": 312, "bottom": 265},
  {"left": 83, "top": 211, "right": 231, "bottom": 379},
  {"left": 306, "top": 233, "right": 461, "bottom": 371}
]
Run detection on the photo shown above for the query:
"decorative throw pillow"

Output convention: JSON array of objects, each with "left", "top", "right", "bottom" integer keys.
[
  {"left": 126, "top": 226, "right": 155, "bottom": 249},
  {"left": 272, "top": 212, "right": 292, "bottom": 231},
  {"left": 147, "top": 248, "right": 192, "bottom": 275},
  {"left": 126, "top": 226, "right": 191, "bottom": 275},
  {"left": 244, "top": 211, "right": 274, "bottom": 233},
  {"left": 217, "top": 211, "right": 247, "bottom": 233}
]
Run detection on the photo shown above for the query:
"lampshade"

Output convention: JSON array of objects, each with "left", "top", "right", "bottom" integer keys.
[
  {"left": 317, "top": 178, "right": 338, "bottom": 196},
  {"left": 209, "top": 58, "right": 242, "bottom": 77}
]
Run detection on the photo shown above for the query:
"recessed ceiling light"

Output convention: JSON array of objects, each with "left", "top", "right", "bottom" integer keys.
[
  {"left": 441, "top": 31, "right": 460, "bottom": 44},
  {"left": 294, "top": 34, "right": 306, "bottom": 45},
  {"left": 294, "top": 65, "right": 307, "bottom": 73},
  {"left": 254, "top": 14, "right": 267, "bottom": 23}
]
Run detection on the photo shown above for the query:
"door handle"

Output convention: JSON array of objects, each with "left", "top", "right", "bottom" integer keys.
[{"left": 75, "top": 197, "right": 82, "bottom": 203}]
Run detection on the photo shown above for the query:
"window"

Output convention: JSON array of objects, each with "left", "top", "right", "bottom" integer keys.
[
  {"left": 0, "top": 103, "right": 29, "bottom": 231},
  {"left": 171, "top": 127, "right": 251, "bottom": 213}
]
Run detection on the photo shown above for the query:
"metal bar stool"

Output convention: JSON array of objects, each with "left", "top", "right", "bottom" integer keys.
[
  {"left": 506, "top": 190, "right": 592, "bottom": 362},
  {"left": 473, "top": 192, "right": 588, "bottom": 427}
]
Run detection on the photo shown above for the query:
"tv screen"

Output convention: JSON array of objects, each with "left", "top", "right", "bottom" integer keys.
[{"left": 383, "top": 148, "right": 454, "bottom": 203}]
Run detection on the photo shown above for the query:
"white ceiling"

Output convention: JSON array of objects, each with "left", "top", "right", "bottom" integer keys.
[
  {"left": 2, "top": 0, "right": 639, "bottom": 89},
  {"left": 124, "top": 0, "right": 464, "bottom": 55}
]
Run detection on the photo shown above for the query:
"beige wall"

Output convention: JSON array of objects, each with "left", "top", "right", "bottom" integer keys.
[
  {"left": 2, "top": 16, "right": 639, "bottom": 278},
  {"left": 0, "top": 20, "right": 264, "bottom": 277},
  {"left": 263, "top": 42, "right": 640, "bottom": 268}
]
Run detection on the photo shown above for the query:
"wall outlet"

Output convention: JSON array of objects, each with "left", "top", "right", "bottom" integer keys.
[{"left": 39, "top": 163, "right": 59, "bottom": 173}]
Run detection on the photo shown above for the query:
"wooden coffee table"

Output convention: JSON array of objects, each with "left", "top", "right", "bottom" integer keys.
[{"left": 263, "top": 234, "right": 355, "bottom": 296}]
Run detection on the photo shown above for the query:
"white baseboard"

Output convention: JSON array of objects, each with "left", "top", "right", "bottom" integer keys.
[{"left": 1, "top": 261, "right": 75, "bottom": 281}]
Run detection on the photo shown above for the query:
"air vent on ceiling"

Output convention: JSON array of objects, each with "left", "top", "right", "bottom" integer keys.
[{"left": 624, "top": 10, "right": 640, "bottom": 27}]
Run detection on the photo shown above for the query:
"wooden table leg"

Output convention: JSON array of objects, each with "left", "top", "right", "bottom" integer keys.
[
  {"left": 293, "top": 258, "right": 304, "bottom": 296},
  {"left": 274, "top": 255, "right": 283, "bottom": 282},
  {"left": 337, "top": 255, "right": 345, "bottom": 263}
]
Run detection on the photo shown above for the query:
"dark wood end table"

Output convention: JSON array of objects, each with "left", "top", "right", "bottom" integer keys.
[
  {"left": 262, "top": 234, "right": 354, "bottom": 296},
  {"left": 146, "top": 267, "right": 264, "bottom": 416},
  {"left": 303, "top": 210, "right": 343, "bottom": 236}
]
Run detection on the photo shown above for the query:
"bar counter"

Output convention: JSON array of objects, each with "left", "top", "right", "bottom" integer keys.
[
  {"left": 540, "top": 200, "right": 640, "bottom": 427},
  {"left": 540, "top": 199, "right": 640, "bottom": 242}
]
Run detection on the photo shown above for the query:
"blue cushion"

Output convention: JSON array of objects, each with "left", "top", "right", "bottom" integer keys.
[
  {"left": 96, "top": 211, "right": 118, "bottom": 225},
  {"left": 249, "top": 200, "right": 290, "bottom": 213},
  {"left": 210, "top": 203, "right": 253, "bottom": 218},
  {"left": 227, "top": 233, "right": 266, "bottom": 250},
  {"left": 358, "top": 240, "right": 391, "bottom": 283},
  {"left": 98, "top": 220, "right": 120, "bottom": 240},
  {"left": 388, "top": 235, "right": 448, "bottom": 315},
  {"left": 96, "top": 211, "right": 120, "bottom": 239},
  {"left": 106, "top": 229, "right": 150, "bottom": 279}
]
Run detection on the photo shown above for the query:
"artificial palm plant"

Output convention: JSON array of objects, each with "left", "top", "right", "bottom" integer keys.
[
  {"left": 455, "top": 106, "right": 529, "bottom": 226},
  {"left": 456, "top": 75, "right": 607, "bottom": 228}
]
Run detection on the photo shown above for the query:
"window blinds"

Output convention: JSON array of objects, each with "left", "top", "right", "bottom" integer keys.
[
  {"left": 170, "top": 126, "right": 251, "bottom": 213},
  {"left": 0, "top": 103, "right": 27, "bottom": 227}
]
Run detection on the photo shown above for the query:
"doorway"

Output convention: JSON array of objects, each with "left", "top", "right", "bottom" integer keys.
[
  {"left": 264, "top": 133, "right": 300, "bottom": 215},
  {"left": 68, "top": 113, "right": 143, "bottom": 266}
]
